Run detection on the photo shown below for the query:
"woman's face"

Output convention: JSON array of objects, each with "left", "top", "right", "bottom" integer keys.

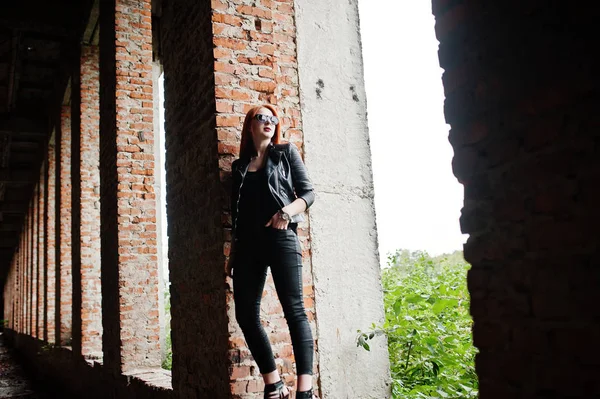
[{"left": 251, "top": 107, "right": 276, "bottom": 143}]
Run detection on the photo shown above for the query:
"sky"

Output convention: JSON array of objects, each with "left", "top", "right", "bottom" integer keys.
[{"left": 357, "top": 1, "right": 467, "bottom": 264}]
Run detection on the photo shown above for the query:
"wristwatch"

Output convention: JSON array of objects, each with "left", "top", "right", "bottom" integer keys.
[{"left": 279, "top": 210, "right": 292, "bottom": 222}]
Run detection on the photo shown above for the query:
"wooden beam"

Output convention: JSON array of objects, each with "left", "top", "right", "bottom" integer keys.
[
  {"left": 0, "top": 115, "right": 48, "bottom": 135},
  {"left": 6, "top": 29, "right": 21, "bottom": 112},
  {"left": 0, "top": 238, "right": 18, "bottom": 248},
  {"left": 0, "top": 224, "right": 22, "bottom": 232},
  {"left": 0, "top": 202, "right": 28, "bottom": 213},
  {"left": 0, "top": 249, "right": 17, "bottom": 262},
  {"left": 7, "top": 141, "right": 40, "bottom": 151},
  {"left": 0, "top": 18, "right": 72, "bottom": 40},
  {"left": 0, "top": 169, "right": 38, "bottom": 184}
]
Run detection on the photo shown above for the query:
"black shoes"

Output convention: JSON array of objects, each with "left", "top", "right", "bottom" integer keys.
[
  {"left": 264, "top": 380, "right": 290, "bottom": 399},
  {"left": 296, "top": 389, "right": 315, "bottom": 399}
]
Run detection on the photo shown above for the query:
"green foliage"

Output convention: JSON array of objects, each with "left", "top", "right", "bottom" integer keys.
[
  {"left": 358, "top": 250, "right": 478, "bottom": 399},
  {"left": 162, "top": 331, "right": 172, "bottom": 370},
  {"left": 162, "top": 285, "right": 173, "bottom": 370}
]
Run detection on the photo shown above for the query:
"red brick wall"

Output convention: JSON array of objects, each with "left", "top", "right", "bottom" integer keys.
[
  {"left": 26, "top": 204, "right": 32, "bottom": 334},
  {"left": 160, "top": 0, "right": 317, "bottom": 396},
  {"left": 58, "top": 105, "right": 73, "bottom": 346},
  {"left": 31, "top": 184, "right": 38, "bottom": 338},
  {"left": 71, "top": 53, "right": 83, "bottom": 356},
  {"left": 159, "top": 0, "right": 231, "bottom": 394},
  {"left": 37, "top": 164, "right": 46, "bottom": 339},
  {"left": 4, "top": 254, "right": 16, "bottom": 330},
  {"left": 79, "top": 44, "right": 102, "bottom": 358},
  {"left": 211, "top": 1, "right": 317, "bottom": 396},
  {"left": 433, "top": 1, "right": 600, "bottom": 396},
  {"left": 46, "top": 139, "right": 57, "bottom": 343},
  {"left": 18, "top": 228, "right": 24, "bottom": 332},
  {"left": 99, "top": 0, "right": 161, "bottom": 372}
]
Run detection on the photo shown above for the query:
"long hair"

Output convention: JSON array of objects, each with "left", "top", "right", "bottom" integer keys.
[{"left": 239, "top": 104, "right": 282, "bottom": 159}]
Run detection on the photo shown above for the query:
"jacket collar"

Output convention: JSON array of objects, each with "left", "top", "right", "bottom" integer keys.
[{"left": 237, "top": 143, "right": 281, "bottom": 173}]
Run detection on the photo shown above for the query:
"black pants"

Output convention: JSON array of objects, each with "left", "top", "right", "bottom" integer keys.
[{"left": 233, "top": 227, "right": 314, "bottom": 376}]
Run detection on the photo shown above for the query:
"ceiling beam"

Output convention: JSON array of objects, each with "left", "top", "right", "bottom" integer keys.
[
  {"left": 0, "top": 169, "right": 39, "bottom": 184},
  {"left": 0, "top": 115, "right": 47, "bottom": 135},
  {"left": 7, "top": 141, "right": 40, "bottom": 152},
  {"left": 9, "top": 81, "right": 55, "bottom": 92},
  {"left": 0, "top": 249, "right": 17, "bottom": 262},
  {"left": 9, "top": 152, "right": 38, "bottom": 164},
  {"left": 0, "top": 18, "right": 72, "bottom": 40},
  {"left": 83, "top": 0, "right": 100, "bottom": 45},
  {"left": 0, "top": 202, "right": 29, "bottom": 213},
  {"left": 0, "top": 224, "right": 22, "bottom": 233},
  {"left": 0, "top": 237, "right": 18, "bottom": 249},
  {"left": 7, "top": 29, "right": 21, "bottom": 112},
  {"left": 0, "top": 56, "right": 60, "bottom": 70}
]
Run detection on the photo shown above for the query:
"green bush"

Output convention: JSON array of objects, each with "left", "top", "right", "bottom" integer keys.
[
  {"left": 358, "top": 250, "right": 478, "bottom": 399},
  {"left": 163, "top": 285, "right": 172, "bottom": 370}
]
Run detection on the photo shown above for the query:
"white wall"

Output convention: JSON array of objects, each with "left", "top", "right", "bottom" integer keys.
[{"left": 295, "top": 0, "right": 391, "bottom": 397}]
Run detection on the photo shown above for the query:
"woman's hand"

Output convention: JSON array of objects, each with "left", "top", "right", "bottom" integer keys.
[{"left": 265, "top": 211, "right": 289, "bottom": 230}]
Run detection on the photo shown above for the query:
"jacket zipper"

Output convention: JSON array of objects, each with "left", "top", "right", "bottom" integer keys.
[{"left": 233, "top": 162, "right": 250, "bottom": 241}]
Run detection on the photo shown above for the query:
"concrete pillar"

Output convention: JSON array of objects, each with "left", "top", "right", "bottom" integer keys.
[
  {"left": 58, "top": 105, "right": 73, "bottom": 346},
  {"left": 99, "top": 0, "right": 161, "bottom": 372},
  {"left": 294, "top": 0, "right": 391, "bottom": 397},
  {"left": 46, "top": 135, "right": 57, "bottom": 344}
]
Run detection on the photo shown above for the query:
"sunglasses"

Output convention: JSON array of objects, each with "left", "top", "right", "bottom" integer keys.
[{"left": 254, "top": 114, "right": 279, "bottom": 125}]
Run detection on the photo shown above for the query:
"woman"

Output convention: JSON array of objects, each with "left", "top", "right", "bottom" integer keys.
[{"left": 228, "top": 104, "right": 317, "bottom": 399}]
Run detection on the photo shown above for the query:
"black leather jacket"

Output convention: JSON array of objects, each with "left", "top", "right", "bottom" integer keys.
[{"left": 231, "top": 143, "right": 315, "bottom": 239}]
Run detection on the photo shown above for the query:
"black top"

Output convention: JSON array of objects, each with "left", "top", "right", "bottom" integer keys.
[
  {"left": 236, "top": 169, "right": 281, "bottom": 238},
  {"left": 231, "top": 143, "right": 315, "bottom": 235}
]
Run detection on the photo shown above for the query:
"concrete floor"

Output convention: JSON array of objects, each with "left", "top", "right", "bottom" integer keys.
[{"left": 0, "top": 333, "right": 45, "bottom": 399}]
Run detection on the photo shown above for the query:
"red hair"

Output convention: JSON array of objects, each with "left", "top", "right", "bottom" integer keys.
[{"left": 239, "top": 104, "right": 282, "bottom": 159}]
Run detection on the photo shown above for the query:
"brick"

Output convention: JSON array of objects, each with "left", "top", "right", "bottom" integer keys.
[
  {"left": 46, "top": 140, "right": 57, "bottom": 343},
  {"left": 99, "top": 0, "right": 161, "bottom": 373},
  {"left": 78, "top": 44, "right": 103, "bottom": 357},
  {"left": 59, "top": 105, "right": 73, "bottom": 346},
  {"left": 157, "top": 0, "right": 318, "bottom": 396},
  {"left": 434, "top": 1, "right": 600, "bottom": 397}
]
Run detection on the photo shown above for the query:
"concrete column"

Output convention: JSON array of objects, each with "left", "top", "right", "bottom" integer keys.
[
  {"left": 99, "top": 0, "right": 161, "bottom": 372},
  {"left": 294, "top": 0, "right": 391, "bottom": 397},
  {"left": 58, "top": 105, "right": 73, "bottom": 346},
  {"left": 46, "top": 135, "right": 57, "bottom": 344}
]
